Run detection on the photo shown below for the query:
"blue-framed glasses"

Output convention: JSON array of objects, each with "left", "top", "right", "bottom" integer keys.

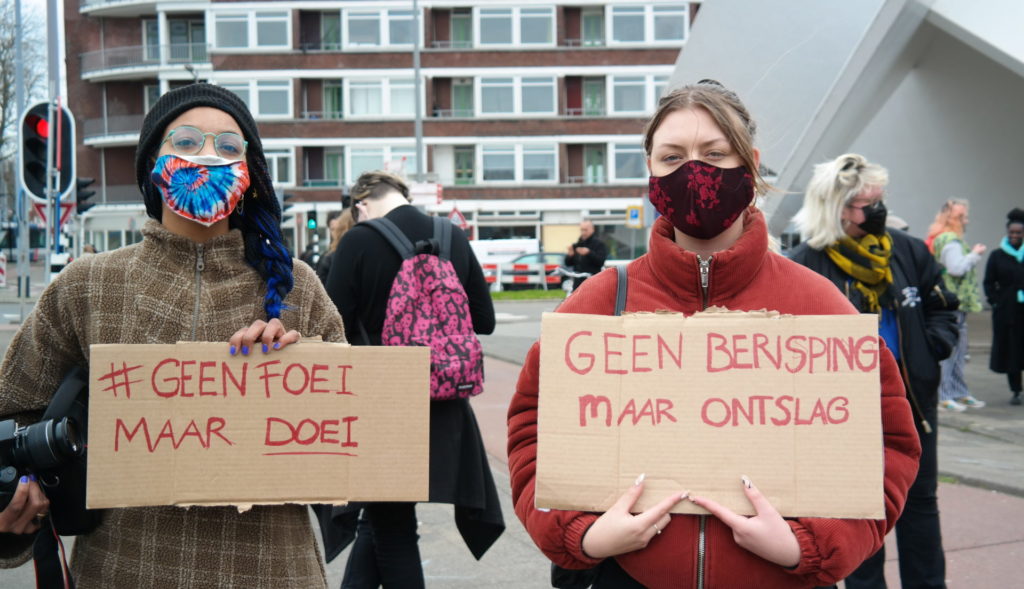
[{"left": 160, "top": 125, "right": 248, "bottom": 160}]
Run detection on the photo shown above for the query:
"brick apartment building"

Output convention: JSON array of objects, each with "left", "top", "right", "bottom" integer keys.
[{"left": 65, "top": 0, "right": 696, "bottom": 257}]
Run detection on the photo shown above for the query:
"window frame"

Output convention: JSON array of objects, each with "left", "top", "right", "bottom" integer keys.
[
  {"left": 219, "top": 79, "right": 293, "bottom": 119},
  {"left": 212, "top": 10, "right": 292, "bottom": 51},
  {"left": 474, "top": 6, "right": 555, "bottom": 48},
  {"left": 478, "top": 143, "right": 559, "bottom": 185},
  {"left": 342, "top": 8, "right": 419, "bottom": 50},
  {"left": 344, "top": 78, "right": 418, "bottom": 119},
  {"left": 610, "top": 143, "right": 646, "bottom": 182},
  {"left": 476, "top": 75, "right": 557, "bottom": 117},
  {"left": 606, "top": 3, "right": 688, "bottom": 47}
]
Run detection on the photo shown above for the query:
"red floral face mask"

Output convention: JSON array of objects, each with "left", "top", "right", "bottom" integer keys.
[{"left": 648, "top": 160, "right": 754, "bottom": 239}]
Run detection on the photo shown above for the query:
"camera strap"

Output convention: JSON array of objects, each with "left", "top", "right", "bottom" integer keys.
[{"left": 32, "top": 518, "right": 73, "bottom": 589}]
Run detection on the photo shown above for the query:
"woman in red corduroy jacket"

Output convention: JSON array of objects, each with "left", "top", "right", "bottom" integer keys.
[{"left": 506, "top": 80, "right": 922, "bottom": 589}]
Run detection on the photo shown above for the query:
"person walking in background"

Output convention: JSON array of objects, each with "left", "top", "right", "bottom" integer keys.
[
  {"left": 316, "top": 208, "right": 355, "bottom": 285},
  {"left": 509, "top": 81, "right": 922, "bottom": 589},
  {"left": 564, "top": 219, "right": 607, "bottom": 289},
  {"left": 789, "top": 153, "right": 959, "bottom": 589},
  {"left": 984, "top": 208, "right": 1024, "bottom": 405},
  {"left": 323, "top": 171, "right": 503, "bottom": 589},
  {"left": 926, "top": 199, "right": 987, "bottom": 411}
]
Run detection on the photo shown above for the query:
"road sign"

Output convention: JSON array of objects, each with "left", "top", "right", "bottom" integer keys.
[
  {"left": 410, "top": 182, "right": 443, "bottom": 207},
  {"left": 448, "top": 206, "right": 468, "bottom": 230},
  {"left": 625, "top": 205, "right": 643, "bottom": 229},
  {"left": 32, "top": 201, "right": 76, "bottom": 227}
]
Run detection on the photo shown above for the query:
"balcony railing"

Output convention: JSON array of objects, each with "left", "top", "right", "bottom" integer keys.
[
  {"left": 300, "top": 111, "right": 345, "bottom": 120},
  {"left": 430, "top": 40, "right": 473, "bottom": 49},
  {"left": 303, "top": 178, "right": 344, "bottom": 188},
  {"left": 80, "top": 43, "right": 209, "bottom": 76},
  {"left": 82, "top": 114, "right": 144, "bottom": 140},
  {"left": 432, "top": 108, "right": 474, "bottom": 118},
  {"left": 565, "top": 107, "right": 606, "bottom": 117}
]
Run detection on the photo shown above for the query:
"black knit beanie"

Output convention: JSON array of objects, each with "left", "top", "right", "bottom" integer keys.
[{"left": 134, "top": 83, "right": 279, "bottom": 222}]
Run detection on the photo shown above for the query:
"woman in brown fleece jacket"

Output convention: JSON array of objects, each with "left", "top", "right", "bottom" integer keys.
[{"left": 0, "top": 84, "right": 346, "bottom": 588}]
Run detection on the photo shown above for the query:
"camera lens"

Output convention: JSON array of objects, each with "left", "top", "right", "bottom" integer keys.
[{"left": 14, "top": 417, "right": 83, "bottom": 471}]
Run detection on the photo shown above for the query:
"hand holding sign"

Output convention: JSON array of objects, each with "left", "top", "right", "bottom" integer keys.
[
  {"left": 581, "top": 474, "right": 688, "bottom": 559},
  {"left": 229, "top": 318, "right": 301, "bottom": 355},
  {"left": 688, "top": 476, "right": 800, "bottom": 568}
]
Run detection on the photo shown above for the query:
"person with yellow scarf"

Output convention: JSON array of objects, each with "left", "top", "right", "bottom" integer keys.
[{"left": 788, "top": 154, "right": 959, "bottom": 589}]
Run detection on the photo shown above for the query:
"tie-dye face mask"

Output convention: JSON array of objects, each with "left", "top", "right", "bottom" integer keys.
[{"left": 151, "top": 154, "right": 250, "bottom": 226}]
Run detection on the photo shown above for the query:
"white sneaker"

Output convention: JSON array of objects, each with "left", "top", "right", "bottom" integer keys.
[
  {"left": 939, "top": 399, "right": 967, "bottom": 412},
  {"left": 956, "top": 395, "right": 986, "bottom": 409}
]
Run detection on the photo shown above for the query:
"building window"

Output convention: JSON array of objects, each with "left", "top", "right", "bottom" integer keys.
[
  {"left": 451, "top": 8, "right": 472, "bottom": 48},
  {"left": 344, "top": 8, "right": 417, "bottom": 48},
  {"left": 608, "top": 4, "right": 688, "bottom": 45},
  {"left": 653, "top": 5, "right": 687, "bottom": 41},
  {"left": 324, "top": 147, "right": 344, "bottom": 185},
  {"left": 323, "top": 81, "right": 343, "bottom": 119},
  {"left": 612, "top": 144, "right": 645, "bottom": 181},
  {"left": 214, "top": 11, "right": 290, "bottom": 49},
  {"left": 256, "top": 12, "right": 288, "bottom": 46},
  {"left": 521, "top": 77, "right": 555, "bottom": 113},
  {"left": 215, "top": 14, "right": 248, "bottom": 48},
  {"left": 220, "top": 80, "right": 292, "bottom": 118},
  {"left": 257, "top": 81, "right": 290, "bottom": 116},
  {"left": 582, "top": 8, "right": 605, "bottom": 46},
  {"left": 264, "top": 149, "right": 294, "bottom": 186},
  {"left": 522, "top": 145, "right": 556, "bottom": 181},
  {"left": 610, "top": 6, "right": 644, "bottom": 42},
  {"left": 346, "top": 79, "right": 416, "bottom": 118},
  {"left": 479, "top": 76, "right": 556, "bottom": 116},
  {"left": 144, "top": 85, "right": 161, "bottom": 112},
  {"left": 583, "top": 77, "right": 605, "bottom": 115},
  {"left": 144, "top": 20, "right": 159, "bottom": 61},
  {"left": 348, "top": 146, "right": 416, "bottom": 180},
  {"left": 476, "top": 7, "right": 554, "bottom": 47},
  {"left": 321, "top": 12, "right": 341, "bottom": 50},
  {"left": 480, "top": 78, "right": 514, "bottom": 115},
  {"left": 609, "top": 74, "right": 669, "bottom": 114},
  {"left": 347, "top": 11, "right": 381, "bottom": 46},
  {"left": 584, "top": 144, "right": 607, "bottom": 184},
  {"left": 481, "top": 144, "right": 558, "bottom": 183},
  {"left": 482, "top": 145, "right": 515, "bottom": 181},
  {"left": 452, "top": 79, "right": 473, "bottom": 117},
  {"left": 388, "top": 10, "right": 415, "bottom": 45},
  {"left": 454, "top": 146, "right": 475, "bottom": 185}
]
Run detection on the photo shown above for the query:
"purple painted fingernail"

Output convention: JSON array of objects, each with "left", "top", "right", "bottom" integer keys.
[
  {"left": 29, "top": 474, "right": 37, "bottom": 482},
  {"left": 273, "top": 342, "right": 280, "bottom": 350},
  {"left": 241, "top": 345, "right": 249, "bottom": 355},
  {"left": 262, "top": 343, "right": 268, "bottom": 354},
  {"left": 229, "top": 345, "right": 236, "bottom": 355},
  {"left": 19, "top": 476, "right": 28, "bottom": 484}
]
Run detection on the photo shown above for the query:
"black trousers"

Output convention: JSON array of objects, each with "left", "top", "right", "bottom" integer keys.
[
  {"left": 1009, "top": 371, "right": 1022, "bottom": 393},
  {"left": 341, "top": 503, "right": 424, "bottom": 589},
  {"left": 842, "top": 402, "right": 946, "bottom": 589}
]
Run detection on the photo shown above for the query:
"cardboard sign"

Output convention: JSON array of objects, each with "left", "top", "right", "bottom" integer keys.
[
  {"left": 537, "top": 310, "right": 884, "bottom": 519},
  {"left": 87, "top": 342, "right": 430, "bottom": 509}
]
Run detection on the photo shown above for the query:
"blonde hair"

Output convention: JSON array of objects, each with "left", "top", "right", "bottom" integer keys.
[
  {"left": 792, "top": 153, "right": 889, "bottom": 250},
  {"left": 350, "top": 170, "right": 410, "bottom": 203},
  {"left": 327, "top": 208, "right": 355, "bottom": 254},
  {"left": 643, "top": 79, "right": 768, "bottom": 195},
  {"left": 926, "top": 199, "right": 969, "bottom": 241}
]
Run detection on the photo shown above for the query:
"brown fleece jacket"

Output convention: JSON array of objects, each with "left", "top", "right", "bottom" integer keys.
[{"left": 0, "top": 220, "right": 346, "bottom": 588}]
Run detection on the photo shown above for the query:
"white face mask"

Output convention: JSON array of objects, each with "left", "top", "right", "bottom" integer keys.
[{"left": 150, "top": 154, "right": 251, "bottom": 226}]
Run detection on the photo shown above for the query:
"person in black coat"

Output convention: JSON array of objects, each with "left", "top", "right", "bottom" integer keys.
[
  {"left": 322, "top": 171, "right": 503, "bottom": 589},
  {"left": 789, "top": 154, "right": 958, "bottom": 589},
  {"left": 564, "top": 220, "right": 608, "bottom": 289},
  {"left": 983, "top": 208, "right": 1024, "bottom": 405}
]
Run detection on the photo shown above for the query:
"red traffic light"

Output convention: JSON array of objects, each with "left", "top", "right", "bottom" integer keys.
[{"left": 26, "top": 114, "right": 49, "bottom": 138}]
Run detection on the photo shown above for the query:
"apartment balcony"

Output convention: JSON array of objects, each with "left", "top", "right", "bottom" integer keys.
[
  {"left": 82, "top": 115, "right": 143, "bottom": 147},
  {"left": 80, "top": 43, "right": 209, "bottom": 82},
  {"left": 79, "top": 0, "right": 198, "bottom": 18}
]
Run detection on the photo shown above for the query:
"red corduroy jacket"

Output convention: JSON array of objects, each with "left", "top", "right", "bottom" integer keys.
[{"left": 507, "top": 210, "right": 921, "bottom": 588}]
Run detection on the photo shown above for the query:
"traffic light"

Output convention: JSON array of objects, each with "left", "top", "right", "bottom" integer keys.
[
  {"left": 76, "top": 177, "right": 96, "bottom": 214},
  {"left": 280, "top": 192, "right": 296, "bottom": 224},
  {"left": 306, "top": 216, "right": 318, "bottom": 230},
  {"left": 20, "top": 102, "right": 75, "bottom": 202}
]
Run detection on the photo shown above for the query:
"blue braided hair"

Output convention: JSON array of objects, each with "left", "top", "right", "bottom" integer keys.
[
  {"left": 228, "top": 155, "right": 293, "bottom": 319},
  {"left": 136, "top": 84, "right": 294, "bottom": 320}
]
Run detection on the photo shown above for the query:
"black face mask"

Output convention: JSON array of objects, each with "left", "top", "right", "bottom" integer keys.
[{"left": 858, "top": 201, "right": 888, "bottom": 236}]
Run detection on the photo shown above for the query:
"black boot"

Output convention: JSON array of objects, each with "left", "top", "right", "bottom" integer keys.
[{"left": 1012, "top": 391, "right": 1022, "bottom": 406}]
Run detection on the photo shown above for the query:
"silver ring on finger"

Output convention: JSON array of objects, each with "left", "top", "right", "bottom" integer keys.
[{"left": 652, "top": 523, "right": 661, "bottom": 535}]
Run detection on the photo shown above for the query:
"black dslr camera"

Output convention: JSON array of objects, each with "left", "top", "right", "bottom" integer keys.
[{"left": 0, "top": 416, "right": 84, "bottom": 510}]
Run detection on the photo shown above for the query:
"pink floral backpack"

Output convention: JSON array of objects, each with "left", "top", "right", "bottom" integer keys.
[{"left": 364, "top": 216, "right": 484, "bottom": 400}]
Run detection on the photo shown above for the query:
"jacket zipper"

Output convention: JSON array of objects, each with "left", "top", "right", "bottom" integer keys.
[
  {"left": 695, "top": 254, "right": 712, "bottom": 588},
  {"left": 191, "top": 244, "right": 205, "bottom": 341}
]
